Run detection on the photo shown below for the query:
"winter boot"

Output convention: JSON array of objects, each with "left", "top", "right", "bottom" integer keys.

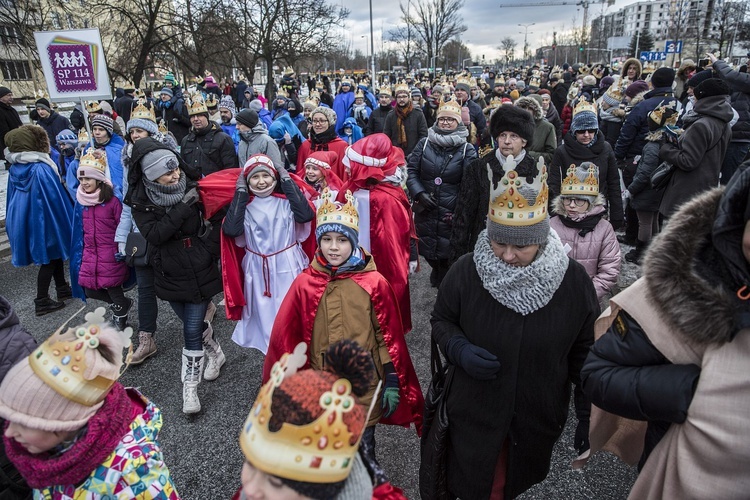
[
  {"left": 130, "top": 331, "right": 157, "bottom": 365},
  {"left": 617, "top": 233, "right": 637, "bottom": 246},
  {"left": 202, "top": 322, "right": 225, "bottom": 381},
  {"left": 110, "top": 298, "right": 133, "bottom": 331},
  {"left": 56, "top": 284, "right": 73, "bottom": 301},
  {"left": 34, "top": 297, "right": 65, "bottom": 316},
  {"left": 625, "top": 240, "right": 648, "bottom": 265},
  {"left": 181, "top": 349, "right": 204, "bottom": 414}
]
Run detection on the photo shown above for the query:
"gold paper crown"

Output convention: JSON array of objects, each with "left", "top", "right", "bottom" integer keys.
[
  {"left": 205, "top": 93, "right": 218, "bottom": 108},
  {"left": 529, "top": 76, "right": 541, "bottom": 88},
  {"left": 393, "top": 80, "right": 410, "bottom": 95},
  {"left": 316, "top": 188, "right": 359, "bottom": 233},
  {"left": 85, "top": 100, "right": 102, "bottom": 113},
  {"left": 649, "top": 100, "right": 679, "bottom": 127},
  {"left": 77, "top": 128, "right": 90, "bottom": 145},
  {"left": 306, "top": 91, "right": 320, "bottom": 105},
  {"left": 79, "top": 147, "right": 108, "bottom": 174},
  {"left": 567, "top": 84, "right": 581, "bottom": 101},
  {"left": 438, "top": 97, "right": 462, "bottom": 117},
  {"left": 131, "top": 99, "right": 156, "bottom": 123},
  {"left": 354, "top": 89, "right": 365, "bottom": 99},
  {"left": 276, "top": 89, "right": 288, "bottom": 99},
  {"left": 560, "top": 163, "right": 598, "bottom": 197},
  {"left": 487, "top": 156, "right": 549, "bottom": 227},
  {"left": 606, "top": 80, "right": 624, "bottom": 101},
  {"left": 187, "top": 95, "right": 208, "bottom": 116},
  {"left": 455, "top": 73, "right": 473, "bottom": 89},
  {"left": 29, "top": 307, "right": 132, "bottom": 406},
  {"left": 240, "top": 343, "right": 374, "bottom": 483},
  {"left": 496, "top": 76, "right": 506, "bottom": 85},
  {"left": 573, "top": 96, "right": 597, "bottom": 116},
  {"left": 158, "top": 119, "right": 168, "bottom": 134},
  {"left": 283, "top": 66, "right": 295, "bottom": 77},
  {"left": 488, "top": 96, "right": 504, "bottom": 109}
]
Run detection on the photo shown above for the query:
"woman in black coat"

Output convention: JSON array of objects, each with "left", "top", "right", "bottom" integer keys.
[
  {"left": 407, "top": 99, "right": 477, "bottom": 286},
  {"left": 126, "top": 137, "right": 223, "bottom": 415}
]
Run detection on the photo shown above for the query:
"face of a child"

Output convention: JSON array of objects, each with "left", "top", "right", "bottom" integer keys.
[
  {"left": 305, "top": 164, "right": 323, "bottom": 183},
  {"left": 92, "top": 125, "right": 109, "bottom": 143},
  {"left": 129, "top": 127, "right": 149, "bottom": 142},
  {"left": 79, "top": 176, "right": 99, "bottom": 194},
  {"left": 249, "top": 172, "right": 275, "bottom": 191},
  {"left": 241, "top": 461, "right": 309, "bottom": 500},
  {"left": 562, "top": 197, "right": 590, "bottom": 216},
  {"left": 320, "top": 232, "right": 353, "bottom": 267},
  {"left": 156, "top": 169, "right": 181, "bottom": 186},
  {"left": 5, "top": 421, "right": 77, "bottom": 454}
]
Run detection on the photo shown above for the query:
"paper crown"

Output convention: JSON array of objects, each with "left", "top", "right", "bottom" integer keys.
[
  {"left": 240, "top": 343, "right": 374, "bottom": 484},
  {"left": 29, "top": 307, "right": 132, "bottom": 406},
  {"left": 649, "top": 100, "right": 679, "bottom": 127},
  {"left": 487, "top": 96, "right": 503, "bottom": 109},
  {"left": 455, "top": 73, "right": 474, "bottom": 89},
  {"left": 85, "top": 100, "right": 102, "bottom": 113},
  {"left": 438, "top": 97, "right": 462, "bottom": 116},
  {"left": 393, "top": 81, "right": 410, "bottom": 95},
  {"left": 131, "top": 99, "right": 156, "bottom": 123},
  {"left": 79, "top": 147, "right": 108, "bottom": 174},
  {"left": 573, "top": 96, "right": 596, "bottom": 116},
  {"left": 306, "top": 91, "right": 320, "bottom": 105},
  {"left": 283, "top": 66, "right": 295, "bottom": 77},
  {"left": 187, "top": 95, "right": 208, "bottom": 115},
  {"left": 496, "top": 76, "right": 506, "bottom": 85},
  {"left": 158, "top": 119, "right": 168, "bottom": 134},
  {"left": 276, "top": 89, "right": 288, "bottom": 99},
  {"left": 487, "top": 156, "right": 548, "bottom": 227},
  {"left": 205, "top": 93, "right": 218, "bottom": 108},
  {"left": 316, "top": 188, "right": 359, "bottom": 233},
  {"left": 560, "top": 163, "right": 598, "bottom": 197},
  {"left": 354, "top": 89, "right": 365, "bottom": 99},
  {"left": 606, "top": 80, "right": 625, "bottom": 100},
  {"left": 77, "top": 128, "right": 90, "bottom": 145}
]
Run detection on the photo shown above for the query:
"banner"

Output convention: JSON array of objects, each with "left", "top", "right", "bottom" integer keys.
[{"left": 33, "top": 29, "right": 111, "bottom": 102}]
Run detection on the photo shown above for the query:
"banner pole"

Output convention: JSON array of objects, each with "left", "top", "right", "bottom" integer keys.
[{"left": 80, "top": 97, "right": 93, "bottom": 149}]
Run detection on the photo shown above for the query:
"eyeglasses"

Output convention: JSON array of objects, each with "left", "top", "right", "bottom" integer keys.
[
  {"left": 575, "top": 129, "right": 598, "bottom": 135},
  {"left": 437, "top": 117, "right": 457, "bottom": 124},
  {"left": 497, "top": 132, "right": 522, "bottom": 142},
  {"left": 563, "top": 198, "right": 588, "bottom": 207},
  {"left": 311, "top": 118, "right": 328, "bottom": 124}
]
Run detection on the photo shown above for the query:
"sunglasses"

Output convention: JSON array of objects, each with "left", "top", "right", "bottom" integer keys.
[{"left": 575, "top": 129, "right": 598, "bottom": 135}]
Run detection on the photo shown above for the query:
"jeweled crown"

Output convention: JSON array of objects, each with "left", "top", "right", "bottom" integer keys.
[
  {"left": 560, "top": 163, "right": 598, "bottom": 197},
  {"left": 77, "top": 128, "right": 90, "bottom": 145},
  {"left": 240, "top": 343, "right": 374, "bottom": 483},
  {"left": 438, "top": 97, "right": 462, "bottom": 116},
  {"left": 29, "top": 307, "right": 132, "bottom": 406},
  {"left": 131, "top": 98, "right": 156, "bottom": 123},
  {"left": 187, "top": 95, "right": 208, "bottom": 116},
  {"left": 394, "top": 80, "right": 410, "bottom": 95},
  {"left": 455, "top": 73, "right": 474, "bottom": 89},
  {"left": 316, "top": 188, "right": 359, "bottom": 233},
  {"left": 487, "top": 156, "right": 548, "bottom": 227},
  {"left": 573, "top": 95, "right": 596, "bottom": 116},
  {"left": 649, "top": 100, "right": 679, "bottom": 127},
  {"left": 487, "top": 96, "right": 503, "bottom": 109},
  {"left": 79, "top": 147, "right": 108, "bottom": 175},
  {"left": 85, "top": 100, "right": 102, "bottom": 113},
  {"left": 355, "top": 89, "right": 365, "bottom": 100}
]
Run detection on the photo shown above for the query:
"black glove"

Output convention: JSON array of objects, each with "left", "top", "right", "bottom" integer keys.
[
  {"left": 445, "top": 335, "right": 500, "bottom": 380},
  {"left": 417, "top": 192, "right": 438, "bottom": 211},
  {"left": 574, "top": 419, "right": 590, "bottom": 455},
  {"left": 182, "top": 187, "right": 200, "bottom": 206}
]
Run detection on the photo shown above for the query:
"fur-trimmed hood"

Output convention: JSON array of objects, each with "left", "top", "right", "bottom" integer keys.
[
  {"left": 620, "top": 58, "right": 642, "bottom": 80},
  {"left": 515, "top": 96, "right": 544, "bottom": 120},
  {"left": 5, "top": 124, "right": 50, "bottom": 153}
]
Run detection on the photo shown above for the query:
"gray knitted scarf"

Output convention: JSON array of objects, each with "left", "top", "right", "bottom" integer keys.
[
  {"left": 427, "top": 124, "right": 469, "bottom": 148},
  {"left": 472, "top": 229, "right": 569, "bottom": 315},
  {"left": 143, "top": 172, "right": 186, "bottom": 207}
]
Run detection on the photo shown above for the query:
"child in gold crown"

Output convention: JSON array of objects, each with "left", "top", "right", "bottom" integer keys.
[
  {"left": 0, "top": 308, "right": 179, "bottom": 498},
  {"left": 264, "top": 188, "right": 424, "bottom": 489}
]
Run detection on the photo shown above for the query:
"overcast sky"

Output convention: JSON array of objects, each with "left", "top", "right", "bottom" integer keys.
[{"left": 344, "top": 0, "right": 642, "bottom": 64}]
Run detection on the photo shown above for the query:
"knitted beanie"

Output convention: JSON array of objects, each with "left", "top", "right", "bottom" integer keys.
[
  {"left": 35, "top": 98, "right": 51, "bottom": 112},
  {"left": 141, "top": 148, "right": 180, "bottom": 181},
  {"left": 0, "top": 311, "right": 127, "bottom": 432},
  {"left": 582, "top": 75, "right": 597, "bottom": 86},
  {"left": 624, "top": 80, "right": 649, "bottom": 99},
  {"left": 411, "top": 88, "right": 422, "bottom": 98},
  {"left": 160, "top": 87, "right": 174, "bottom": 98},
  {"left": 570, "top": 109, "right": 598, "bottom": 133},
  {"left": 316, "top": 222, "right": 359, "bottom": 250},
  {"left": 248, "top": 100, "right": 263, "bottom": 113},
  {"left": 219, "top": 95, "right": 236, "bottom": 116},
  {"left": 236, "top": 109, "right": 259, "bottom": 129},
  {"left": 560, "top": 161, "right": 599, "bottom": 204},
  {"left": 509, "top": 89, "right": 520, "bottom": 101},
  {"left": 55, "top": 129, "right": 78, "bottom": 148},
  {"left": 694, "top": 78, "right": 730, "bottom": 100},
  {"left": 0, "top": 87, "right": 11, "bottom": 98},
  {"left": 126, "top": 118, "right": 158, "bottom": 136},
  {"left": 489, "top": 106, "right": 535, "bottom": 143},
  {"left": 601, "top": 91, "right": 621, "bottom": 108},
  {"left": 90, "top": 115, "right": 114, "bottom": 136},
  {"left": 687, "top": 69, "right": 713, "bottom": 89},
  {"left": 599, "top": 76, "right": 615, "bottom": 89},
  {"left": 311, "top": 106, "right": 337, "bottom": 128},
  {"left": 650, "top": 67, "right": 675, "bottom": 89},
  {"left": 243, "top": 153, "right": 277, "bottom": 179},
  {"left": 164, "top": 72, "right": 176, "bottom": 85},
  {"left": 455, "top": 80, "right": 471, "bottom": 93},
  {"left": 487, "top": 184, "right": 550, "bottom": 246}
]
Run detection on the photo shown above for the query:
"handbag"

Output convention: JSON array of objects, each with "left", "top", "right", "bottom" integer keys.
[
  {"left": 419, "top": 338, "right": 454, "bottom": 500},
  {"left": 650, "top": 161, "right": 675, "bottom": 190},
  {"left": 124, "top": 232, "right": 148, "bottom": 267}
]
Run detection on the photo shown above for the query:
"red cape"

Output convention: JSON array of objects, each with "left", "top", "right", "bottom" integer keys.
[
  {"left": 263, "top": 262, "right": 424, "bottom": 435},
  {"left": 296, "top": 137, "right": 350, "bottom": 181}
]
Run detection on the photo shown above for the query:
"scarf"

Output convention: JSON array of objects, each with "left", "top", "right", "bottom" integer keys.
[
  {"left": 395, "top": 102, "right": 414, "bottom": 149},
  {"left": 427, "top": 124, "right": 469, "bottom": 148},
  {"left": 472, "top": 229, "right": 569, "bottom": 315},
  {"left": 495, "top": 148, "right": 526, "bottom": 166},
  {"left": 5, "top": 383, "right": 133, "bottom": 489},
  {"left": 556, "top": 205, "right": 606, "bottom": 236},
  {"left": 249, "top": 180, "right": 277, "bottom": 198},
  {"left": 315, "top": 246, "right": 366, "bottom": 275},
  {"left": 76, "top": 185, "right": 101, "bottom": 207},
  {"left": 5, "top": 151, "right": 61, "bottom": 180},
  {"left": 309, "top": 126, "right": 338, "bottom": 148},
  {"left": 143, "top": 171, "right": 186, "bottom": 207}
]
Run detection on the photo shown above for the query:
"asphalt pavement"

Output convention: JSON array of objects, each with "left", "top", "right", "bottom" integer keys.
[{"left": 0, "top": 255, "right": 638, "bottom": 499}]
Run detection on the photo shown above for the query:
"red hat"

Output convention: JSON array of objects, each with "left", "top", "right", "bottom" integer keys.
[{"left": 342, "top": 134, "right": 394, "bottom": 186}]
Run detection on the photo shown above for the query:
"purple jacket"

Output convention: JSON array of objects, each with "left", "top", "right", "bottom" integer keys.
[
  {"left": 549, "top": 196, "right": 621, "bottom": 300},
  {"left": 78, "top": 199, "right": 129, "bottom": 290}
]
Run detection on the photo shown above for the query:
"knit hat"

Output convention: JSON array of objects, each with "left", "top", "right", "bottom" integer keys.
[
  {"left": 582, "top": 75, "right": 597, "bottom": 86},
  {"left": 35, "top": 98, "right": 51, "bottom": 112},
  {"left": 489, "top": 106, "right": 535, "bottom": 143},
  {"left": 687, "top": 69, "right": 714, "bottom": 89},
  {"left": 311, "top": 106, "right": 336, "bottom": 128},
  {"left": 650, "top": 67, "right": 675, "bottom": 89},
  {"left": 219, "top": 95, "right": 236, "bottom": 116},
  {"left": 240, "top": 341, "right": 372, "bottom": 499},
  {"left": 411, "top": 88, "right": 422, "bottom": 98},
  {"left": 599, "top": 76, "right": 615, "bottom": 89},
  {"left": 0, "top": 308, "right": 129, "bottom": 432},
  {"left": 559, "top": 161, "right": 599, "bottom": 204},
  {"left": 160, "top": 87, "right": 173, "bottom": 98},
  {"left": 236, "top": 109, "right": 259, "bottom": 128},
  {"left": 90, "top": 114, "right": 114, "bottom": 136},
  {"left": 164, "top": 72, "right": 176, "bottom": 85},
  {"left": 248, "top": 100, "right": 263, "bottom": 113},
  {"left": 243, "top": 153, "right": 277, "bottom": 179},
  {"left": 454, "top": 79, "right": 471, "bottom": 93},
  {"left": 56, "top": 129, "right": 78, "bottom": 148},
  {"left": 570, "top": 98, "right": 599, "bottom": 133},
  {"left": 0, "top": 87, "right": 11, "bottom": 98},
  {"left": 141, "top": 148, "right": 180, "bottom": 181},
  {"left": 624, "top": 80, "right": 649, "bottom": 99},
  {"left": 126, "top": 117, "right": 158, "bottom": 136},
  {"left": 694, "top": 78, "right": 730, "bottom": 100},
  {"left": 601, "top": 87, "right": 622, "bottom": 107}
]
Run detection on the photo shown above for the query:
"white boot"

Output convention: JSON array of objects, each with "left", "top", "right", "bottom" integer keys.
[
  {"left": 181, "top": 348, "right": 204, "bottom": 414},
  {"left": 202, "top": 322, "right": 226, "bottom": 381}
]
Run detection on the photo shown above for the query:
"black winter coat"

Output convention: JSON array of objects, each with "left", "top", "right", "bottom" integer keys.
[
  {"left": 382, "top": 106, "right": 428, "bottom": 155},
  {"left": 180, "top": 122, "right": 239, "bottom": 177},
  {"left": 432, "top": 254, "right": 598, "bottom": 499},
  {"left": 614, "top": 87, "right": 676, "bottom": 160},
  {"left": 36, "top": 111, "right": 72, "bottom": 152},
  {"left": 126, "top": 139, "right": 221, "bottom": 303},
  {"left": 114, "top": 94, "right": 135, "bottom": 124},
  {"left": 451, "top": 151, "right": 539, "bottom": 259},
  {"left": 364, "top": 105, "right": 391, "bottom": 136},
  {"left": 549, "top": 131, "right": 623, "bottom": 226},
  {"left": 713, "top": 60, "right": 750, "bottom": 142},
  {"left": 0, "top": 103, "right": 21, "bottom": 161},
  {"left": 629, "top": 137, "right": 666, "bottom": 212},
  {"left": 406, "top": 132, "right": 477, "bottom": 260},
  {"left": 551, "top": 83, "right": 568, "bottom": 116},
  {"left": 157, "top": 94, "right": 191, "bottom": 143}
]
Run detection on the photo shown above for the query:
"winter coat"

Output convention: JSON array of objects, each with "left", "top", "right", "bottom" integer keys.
[
  {"left": 550, "top": 83, "right": 568, "bottom": 116},
  {"left": 465, "top": 99, "right": 488, "bottom": 145},
  {"left": 628, "top": 132, "right": 668, "bottom": 212},
  {"left": 560, "top": 104, "right": 572, "bottom": 136},
  {"left": 127, "top": 139, "right": 221, "bottom": 303},
  {"left": 712, "top": 60, "right": 750, "bottom": 143},
  {"left": 549, "top": 131, "right": 623, "bottom": 226},
  {"left": 364, "top": 105, "right": 392, "bottom": 136},
  {"left": 432, "top": 250, "right": 598, "bottom": 499},
  {"left": 35, "top": 112, "right": 72, "bottom": 153},
  {"left": 529, "top": 118, "right": 557, "bottom": 164},
  {"left": 383, "top": 106, "right": 428, "bottom": 155},
  {"left": 181, "top": 122, "right": 238, "bottom": 176},
  {"left": 237, "top": 123, "right": 282, "bottom": 169},
  {"left": 114, "top": 93, "right": 135, "bottom": 124},
  {"left": 0, "top": 296, "right": 35, "bottom": 382},
  {"left": 69, "top": 105, "right": 86, "bottom": 132},
  {"left": 406, "top": 130, "right": 477, "bottom": 261},
  {"left": 599, "top": 108, "right": 624, "bottom": 150},
  {"left": 156, "top": 92, "right": 190, "bottom": 143},
  {"left": 544, "top": 104, "right": 563, "bottom": 145},
  {"left": 614, "top": 87, "right": 677, "bottom": 160},
  {"left": 0, "top": 102, "right": 21, "bottom": 162},
  {"left": 78, "top": 199, "right": 129, "bottom": 290},
  {"left": 659, "top": 95, "right": 733, "bottom": 217},
  {"left": 549, "top": 196, "right": 620, "bottom": 300},
  {"left": 451, "top": 151, "right": 538, "bottom": 260}
]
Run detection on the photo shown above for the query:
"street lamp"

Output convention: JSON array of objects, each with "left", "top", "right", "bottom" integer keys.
[
  {"left": 518, "top": 22, "right": 535, "bottom": 65},
  {"left": 462, "top": 57, "right": 472, "bottom": 69}
]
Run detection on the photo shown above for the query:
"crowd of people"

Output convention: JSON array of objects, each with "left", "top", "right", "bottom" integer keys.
[{"left": 0, "top": 49, "right": 749, "bottom": 498}]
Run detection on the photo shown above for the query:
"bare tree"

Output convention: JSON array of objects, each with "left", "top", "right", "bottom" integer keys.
[
  {"left": 499, "top": 37, "right": 517, "bottom": 65},
  {"left": 388, "top": 24, "right": 419, "bottom": 71},
  {"left": 399, "top": 0, "right": 467, "bottom": 69},
  {"left": 710, "top": 1, "right": 746, "bottom": 59}
]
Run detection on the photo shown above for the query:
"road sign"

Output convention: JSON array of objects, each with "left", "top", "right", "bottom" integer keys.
[
  {"left": 640, "top": 51, "right": 667, "bottom": 62},
  {"left": 665, "top": 40, "right": 683, "bottom": 54}
]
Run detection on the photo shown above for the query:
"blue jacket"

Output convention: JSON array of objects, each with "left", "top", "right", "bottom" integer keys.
[
  {"left": 337, "top": 117, "right": 364, "bottom": 145},
  {"left": 67, "top": 134, "right": 127, "bottom": 201},
  {"left": 220, "top": 121, "right": 240, "bottom": 151},
  {"left": 614, "top": 87, "right": 677, "bottom": 160}
]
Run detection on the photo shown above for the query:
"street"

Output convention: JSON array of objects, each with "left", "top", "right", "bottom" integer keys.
[{"left": 0, "top": 255, "right": 638, "bottom": 499}]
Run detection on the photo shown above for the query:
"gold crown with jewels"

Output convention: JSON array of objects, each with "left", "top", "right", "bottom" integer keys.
[
  {"left": 561, "top": 163, "right": 598, "bottom": 197},
  {"left": 438, "top": 97, "right": 462, "bottom": 116},
  {"left": 79, "top": 147, "right": 107, "bottom": 175},
  {"left": 393, "top": 80, "right": 410, "bottom": 95},
  {"left": 187, "top": 94, "right": 208, "bottom": 116},
  {"left": 29, "top": 307, "right": 132, "bottom": 406},
  {"left": 131, "top": 98, "right": 156, "bottom": 123},
  {"left": 85, "top": 100, "right": 102, "bottom": 113},
  {"left": 316, "top": 188, "right": 359, "bottom": 233},
  {"left": 487, "top": 156, "right": 548, "bottom": 227},
  {"left": 573, "top": 95, "right": 596, "bottom": 116},
  {"left": 240, "top": 343, "right": 377, "bottom": 483},
  {"left": 455, "top": 73, "right": 474, "bottom": 88},
  {"left": 77, "top": 127, "right": 90, "bottom": 145}
]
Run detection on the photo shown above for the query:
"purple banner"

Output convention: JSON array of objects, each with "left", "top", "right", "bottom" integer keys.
[{"left": 47, "top": 44, "right": 96, "bottom": 92}]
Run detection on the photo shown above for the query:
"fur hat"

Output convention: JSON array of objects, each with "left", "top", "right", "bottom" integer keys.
[
  {"left": 90, "top": 115, "right": 114, "bottom": 136},
  {"left": 310, "top": 106, "right": 337, "bottom": 128},
  {"left": 5, "top": 125, "right": 49, "bottom": 153},
  {"left": 489, "top": 106, "right": 535, "bottom": 143},
  {"left": 141, "top": 148, "right": 180, "bottom": 181},
  {"left": 650, "top": 67, "right": 676, "bottom": 89},
  {"left": 235, "top": 109, "right": 259, "bottom": 129},
  {"left": 515, "top": 96, "right": 543, "bottom": 121},
  {"left": 694, "top": 78, "right": 730, "bottom": 100}
]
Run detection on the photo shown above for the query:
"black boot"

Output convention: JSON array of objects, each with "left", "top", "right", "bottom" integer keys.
[
  {"left": 110, "top": 298, "right": 133, "bottom": 331},
  {"left": 617, "top": 234, "right": 637, "bottom": 246},
  {"left": 625, "top": 240, "right": 648, "bottom": 265},
  {"left": 56, "top": 284, "right": 73, "bottom": 301},
  {"left": 35, "top": 297, "right": 65, "bottom": 316}
]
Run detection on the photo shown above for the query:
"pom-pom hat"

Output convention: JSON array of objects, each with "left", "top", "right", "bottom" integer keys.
[{"left": 90, "top": 114, "right": 114, "bottom": 136}]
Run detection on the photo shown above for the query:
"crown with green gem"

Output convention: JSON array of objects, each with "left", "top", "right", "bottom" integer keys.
[{"left": 487, "top": 156, "right": 549, "bottom": 227}]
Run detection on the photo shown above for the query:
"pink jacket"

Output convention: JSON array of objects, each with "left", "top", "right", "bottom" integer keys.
[
  {"left": 79, "top": 199, "right": 129, "bottom": 290},
  {"left": 550, "top": 197, "right": 621, "bottom": 299}
]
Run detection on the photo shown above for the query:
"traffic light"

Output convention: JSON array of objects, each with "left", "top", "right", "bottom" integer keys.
[{"left": 579, "top": 46, "right": 584, "bottom": 52}]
